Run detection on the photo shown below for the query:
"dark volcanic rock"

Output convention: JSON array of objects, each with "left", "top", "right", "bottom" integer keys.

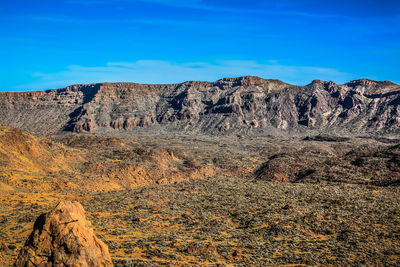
[
  {"left": 255, "top": 143, "right": 400, "bottom": 186},
  {"left": 14, "top": 201, "right": 113, "bottom": 267},
  {"left": 303, "top": 135, "right": 350, "bottom": 142},
  {"left": 0, "top": 76, "right": 399, "bottom": 135}
]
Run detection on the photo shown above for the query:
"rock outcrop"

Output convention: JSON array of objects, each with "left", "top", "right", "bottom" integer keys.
[
  {"left": 0, "top": 76, "right": 399, "bottom": 135},
  {"left": 14, "top": 201, "right": 112, "bottom": 267},
  {"left": 255, "top": 143, "right": 400, "bottom": 186}
]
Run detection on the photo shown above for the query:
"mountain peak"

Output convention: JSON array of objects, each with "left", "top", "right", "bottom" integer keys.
[
  {"left": 308, "top": 79, "right": 337, "bottom": 87},
  {"left": 346, "top": 78, "right": 377, "bottom": 86},
  {"left": 345, "top": 79, "right": 399, "bottom": 90},
  {"left": 215, "top": 76, "right": 286, "bottom": 87}
]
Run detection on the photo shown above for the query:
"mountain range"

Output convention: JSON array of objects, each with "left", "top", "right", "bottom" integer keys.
[{"left": 1, "top": 76, "right": 399, "bottom": 135}]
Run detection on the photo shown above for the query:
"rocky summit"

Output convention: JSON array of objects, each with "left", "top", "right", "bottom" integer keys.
[
  {"left": 0, "top": 76, "right": 399, "bottom": 136},
  {"left": 14, "top": 201, "right": 113, "bottom": 267}
]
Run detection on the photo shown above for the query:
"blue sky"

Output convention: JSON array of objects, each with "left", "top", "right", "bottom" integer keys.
[{"left": 0, "top": 0, "right": 399, "bottom": 91}]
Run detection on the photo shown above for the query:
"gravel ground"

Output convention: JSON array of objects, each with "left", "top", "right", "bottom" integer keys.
[{"left": 82, "top": 177, "right": 400, "bottom": 266}]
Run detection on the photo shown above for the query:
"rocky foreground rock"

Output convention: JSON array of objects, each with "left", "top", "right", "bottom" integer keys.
[
  {"left": 14, "top": 201, "right": 112, "bottom": 267},
  {"left": 0, "top": 76, "right": 399, "bottom": 135}
]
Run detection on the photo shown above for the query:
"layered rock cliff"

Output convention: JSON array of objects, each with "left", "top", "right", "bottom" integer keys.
[{"left": 0, "top": 76, "right": 399, "bottom": 135}]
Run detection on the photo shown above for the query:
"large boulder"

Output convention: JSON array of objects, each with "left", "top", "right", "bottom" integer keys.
[{"left": 14, "top": 201, "right": 113, "bottom": 267}]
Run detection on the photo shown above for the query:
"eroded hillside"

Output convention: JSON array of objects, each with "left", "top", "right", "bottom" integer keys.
[{"left": 0, "top": 126, "right": 399, "bottom": 265}]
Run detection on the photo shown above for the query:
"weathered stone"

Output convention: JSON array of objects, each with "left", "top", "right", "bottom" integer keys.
[{"left": 14, "top": 201, "right": 113, "bottom": 267}]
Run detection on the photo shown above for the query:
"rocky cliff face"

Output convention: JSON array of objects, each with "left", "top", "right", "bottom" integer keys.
[{"left": 1, "top": 76, "right": 399, "bottom": 135}]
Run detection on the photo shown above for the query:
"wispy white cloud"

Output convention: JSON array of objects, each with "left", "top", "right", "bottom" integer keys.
[
  {"left": 26, "top": 15, "right": 85, "bottom": 24},
  {"left": 16, "top": 60, "right": 355, "bottom": 91},
  {"left": 369, "top": 48, "right": 400, "bottom": 55},
  {"left": 66, "top": 0, "right": 353, "bottom": 19}
]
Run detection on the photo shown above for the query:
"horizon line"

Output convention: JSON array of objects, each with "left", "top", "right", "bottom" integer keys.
[{"left": 1, "top": 76, "right": 398, "bottom": 93}]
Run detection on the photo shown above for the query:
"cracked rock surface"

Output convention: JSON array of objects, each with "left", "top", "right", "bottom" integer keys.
[{"left": 14, "top": 201, "right": 113, "bottom": 267}]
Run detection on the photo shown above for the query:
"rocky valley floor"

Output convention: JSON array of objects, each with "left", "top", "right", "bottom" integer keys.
[{"left": 0, "top": 126, "right": 399, "bottom": 265}]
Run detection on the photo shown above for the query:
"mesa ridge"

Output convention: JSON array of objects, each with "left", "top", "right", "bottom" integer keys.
[{"left": 1, "top": 76, "right": 399, "bottom": 135}]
